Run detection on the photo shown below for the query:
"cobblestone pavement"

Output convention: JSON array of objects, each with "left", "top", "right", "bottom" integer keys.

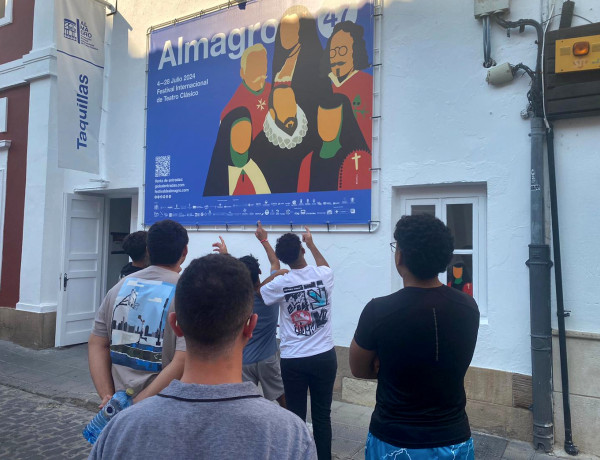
[
  {"left": 1, "top": 341, "right": 596, "bottom": 460},
  {"left": 0, "top": 384, "right": 94, "bottom": 459}
]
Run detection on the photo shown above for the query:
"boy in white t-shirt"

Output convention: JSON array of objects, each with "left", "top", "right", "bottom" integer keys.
[{"left": 261, "top": 228, "right": 337, "bottom": 460}]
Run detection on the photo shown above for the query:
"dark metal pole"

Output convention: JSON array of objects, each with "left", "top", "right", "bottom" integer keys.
[
  {"left": 491, "top": 15, "right": 554, "bottom": 451},
  {"left": 546, "top": 125, "right": 579, "bottom": 456},
  {"left": 526, "top": 117, "right": 554, "bottom": 452}
]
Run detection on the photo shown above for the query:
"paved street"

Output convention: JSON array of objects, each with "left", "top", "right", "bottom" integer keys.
[
  {"left": 0, "top": 381, "right": 562, "bottom": 460},
  {"left": 1, "top": 340, "right": 597, "bottom": 459},
  {"left": 0, "top": 384, "right": 94, "bottom": 459}
]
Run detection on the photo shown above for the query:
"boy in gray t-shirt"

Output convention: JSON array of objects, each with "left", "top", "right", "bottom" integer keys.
[
  {"left": 90, "top": 254, "right": 316, "bottom": 459},
  {"left": 88, "top": 219, "right": 188, "bottom": 407}
]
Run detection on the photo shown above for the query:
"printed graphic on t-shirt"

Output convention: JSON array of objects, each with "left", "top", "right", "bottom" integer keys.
[
  {"left": 283, "top": 280, "right": 329, "bottom": 336},
  {"left": 109, "top": 278, "right": 176, "bottom": 372}
]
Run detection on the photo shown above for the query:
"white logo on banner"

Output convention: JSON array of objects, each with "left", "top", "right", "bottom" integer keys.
[{"left": 55, "top": 0, "right": 105, "bottom": 174}]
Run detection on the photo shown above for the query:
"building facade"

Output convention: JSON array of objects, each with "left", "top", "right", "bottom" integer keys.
[{"left": 0, "top": 0, "right": 599, "bottom": 454}]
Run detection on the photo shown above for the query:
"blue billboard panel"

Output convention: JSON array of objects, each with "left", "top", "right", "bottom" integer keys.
[{"left": 146, "top": 0, "right": 374, "bottom": 225}]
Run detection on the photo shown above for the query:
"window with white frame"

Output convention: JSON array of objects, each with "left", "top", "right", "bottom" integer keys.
[
  {"left": 0, "top": 0, "right": 13, "bottom": 27},
  {"left": 395, "top": 185, "right": 487, "bottom": 318}
]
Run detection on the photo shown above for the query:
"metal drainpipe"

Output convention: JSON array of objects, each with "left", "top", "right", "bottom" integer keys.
[
  {"left": 526, "top": 116, "right": 554, "bottom": 452},
  {"left": 491, "top": 15, "right": 554, "bottom": 452}
]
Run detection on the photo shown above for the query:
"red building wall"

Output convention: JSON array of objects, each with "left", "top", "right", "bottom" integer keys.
[
  {"left": 0, "top": 85, "right": 29, "bottom": 307},
  {"left": 0, "top": 0, "right": 34, "bottom": 307},
  {"left": 0, "top": 0, "right": 34, "bottom": 65}
]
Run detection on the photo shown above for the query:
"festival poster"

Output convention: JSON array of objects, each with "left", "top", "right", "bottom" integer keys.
[{"left": 146, "top": 0, "right": 374, "bottom": 225}]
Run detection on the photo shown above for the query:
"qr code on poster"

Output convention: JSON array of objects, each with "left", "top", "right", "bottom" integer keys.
[{"left": 155, "top": 155, "right": 170, "bottom": 177}]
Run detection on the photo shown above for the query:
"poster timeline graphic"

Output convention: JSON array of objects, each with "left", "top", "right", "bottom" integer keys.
[{"left": 146, "top": 0, "right": 374, "bottom": 225}]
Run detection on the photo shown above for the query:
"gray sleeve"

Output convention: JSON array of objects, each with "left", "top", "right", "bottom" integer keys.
[{"left": 90, "top": 290, "right": 113, "bottom": 338}]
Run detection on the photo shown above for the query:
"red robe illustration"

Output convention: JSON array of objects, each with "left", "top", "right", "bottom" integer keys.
[
  {"left": 297, "top": 149, "right": 371, "bottom": 192},
  {"left": 296, "top": 93, "right": 371, "bottom": 193},
  {"left": 447, "top": 263, "right": 473, "bottom": 297},
  {"left": 448, "top": 280, "right": 473, "bottom": 296},
  {"left": 221, "top": 82, "right": 272, "bottom": 140},
  {"left": 330, "top": 71, "right": 373, "bottom": 151},
  {"left": 338, "top": 150, "right": 372, "bottom": 190}
]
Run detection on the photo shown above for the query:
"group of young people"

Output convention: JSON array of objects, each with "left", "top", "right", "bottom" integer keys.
[{"left": 88, "top": 214, "right": 479, "bottom": 460}]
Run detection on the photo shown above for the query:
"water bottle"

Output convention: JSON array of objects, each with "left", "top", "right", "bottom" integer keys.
[{"left": 83, "top": 388, "right": 134, "bottom": 444}]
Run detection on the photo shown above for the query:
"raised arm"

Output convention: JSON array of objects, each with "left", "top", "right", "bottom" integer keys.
[
  {"left": 212, "top": 236, "right": 228, "bottom": 255},
  {"left": 255, "top": 221, "right": 280, "bottom": 272},
  {"left": 302, "top": 227, "right": 329, "bottom": 267},
  {"left": 259, "top": 268, "right": 289, "bottom": 288}
]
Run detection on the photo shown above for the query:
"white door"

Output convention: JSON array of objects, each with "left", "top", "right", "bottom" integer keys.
[{"left": 56, "top": 194, "right": 105, "bottom": 346}]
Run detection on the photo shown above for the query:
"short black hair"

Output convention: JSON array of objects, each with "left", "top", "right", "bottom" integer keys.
[
  {"left": 393, "top": 214, "right": 454, "bottom": 280},
  {"left": 239, "top": 255, "right": 260, "bottom": 285},
  {"left": 175, "top": 254, "right": 254, "bottom": 352},
  {"left": 122, "top": 231, "right": 147, "bottom": 262},
  {"left": 147, "top": 219, "right": 189, "bottom": 266},
  {"left": 275, "top": 233, "right": 302, "bottom": 266}
]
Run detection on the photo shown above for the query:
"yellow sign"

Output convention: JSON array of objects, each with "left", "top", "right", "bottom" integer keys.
[{"left": 555, "top": 34, "right": 600, "bottom": 73}]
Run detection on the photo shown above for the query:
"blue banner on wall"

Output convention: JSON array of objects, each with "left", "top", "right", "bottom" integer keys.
[{"left": 146, "top": 0, "right": 374, "bottom": 225}]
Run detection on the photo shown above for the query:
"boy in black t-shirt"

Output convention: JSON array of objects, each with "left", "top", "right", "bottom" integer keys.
[
  {"left": 350, "top": 214, "right": 479, "bottom": 460},
  {"left": 120, "top": 231, "right": 149, "bottom": 278}
]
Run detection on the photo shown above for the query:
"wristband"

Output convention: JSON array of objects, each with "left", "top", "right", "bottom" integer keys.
[{"left": 260, "top": 239, "right": 268, "bottom": 244}]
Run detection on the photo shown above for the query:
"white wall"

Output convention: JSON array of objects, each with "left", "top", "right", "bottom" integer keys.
[{"left": 62, "top": 0, "right": 599, "bottom": 375}]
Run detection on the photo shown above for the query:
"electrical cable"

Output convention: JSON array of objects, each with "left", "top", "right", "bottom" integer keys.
[
  {"left": 546, "top": 124, "right": 580, "bottom": 457},
  {"left": 513, "top": 63, "right": 536, "bottom": 80},
  {"left": 542, "top": 13, "right": 593, "bottom": 25},
  {"left": 541, "top": 1, "right": 556, "bottom": 128},
  {"left": 492, "top": 15, "right": 545, "bottom": 117}
]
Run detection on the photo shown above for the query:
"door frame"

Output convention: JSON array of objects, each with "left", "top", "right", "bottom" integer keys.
[
  {"left": 101, "top": 193, "right": 139, "bottom": 296},
  {"left": 56, "top": 192, "right": 106, "bottom": 347},
  {"left": 56, "top": 190, "right": 139, "bottom": 346}
]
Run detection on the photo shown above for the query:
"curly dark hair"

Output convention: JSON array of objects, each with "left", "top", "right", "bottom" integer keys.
[
  {"left": 239, "top": 255, "right": 260, "bottom": 285},
  {"left": 147, "top": 219, "right": 189, "bottom": 266},
  {"left": 122, "top": 231, "right": 147, "bottom": 262},
  {"left": 320, "top": 21, "right": 370, "bottom": 77},
  {"left": 393, "top": 214, "right": 454, "bottom": 280},
  {"left": 275, "top": 233, "right": 302, "bottom": 266},
  {"left": 175, "top": 254, "right": 254, "bottom": 352}
]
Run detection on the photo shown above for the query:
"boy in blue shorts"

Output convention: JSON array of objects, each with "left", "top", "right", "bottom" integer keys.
[{"left": 350, "top": 214, "right": 479, "bottom": 460}]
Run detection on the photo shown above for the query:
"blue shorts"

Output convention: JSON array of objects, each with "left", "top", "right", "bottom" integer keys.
[{"left": 365, "top": 432, "right": 475, "bottom": 460}]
